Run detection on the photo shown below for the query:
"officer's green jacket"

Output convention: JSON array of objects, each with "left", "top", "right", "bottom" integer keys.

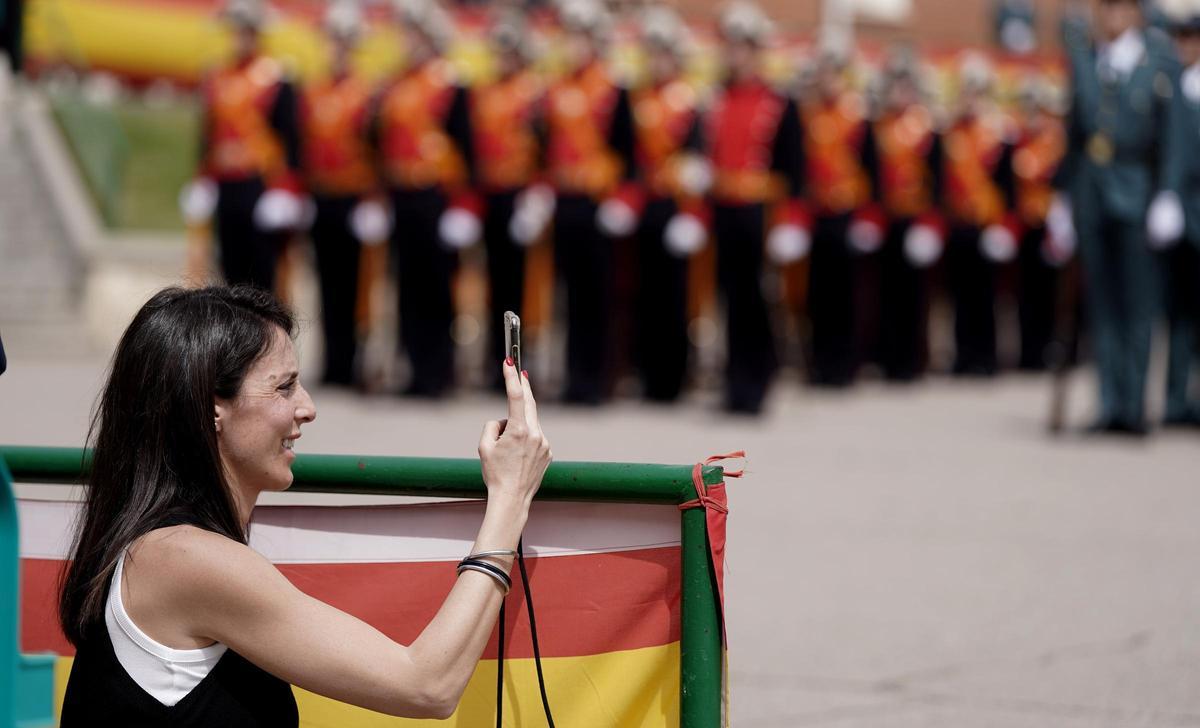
[
  {"left": 1056, "top": 17, "right": 1185, "bottom": 222},
  {"left": 1178, "top": 63, "right": 1200, "bottom": 247}
]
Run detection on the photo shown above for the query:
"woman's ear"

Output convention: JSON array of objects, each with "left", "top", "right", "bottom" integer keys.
[{"left": 214, "top": 401, "right": 227, "bottom": 434}]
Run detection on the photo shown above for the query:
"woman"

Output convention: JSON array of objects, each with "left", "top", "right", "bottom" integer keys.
[{"left": 58, "top": 286, "right": 551, "bottom": 724}]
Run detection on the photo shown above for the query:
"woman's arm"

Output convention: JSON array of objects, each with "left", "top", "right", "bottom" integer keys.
[{"left": 144, "top": 361, "right": 549, "bottom": 718}]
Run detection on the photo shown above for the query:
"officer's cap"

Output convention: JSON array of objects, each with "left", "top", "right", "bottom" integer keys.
[{"left": 1159, "top": 0, "right": 1200, "bottom": 33}]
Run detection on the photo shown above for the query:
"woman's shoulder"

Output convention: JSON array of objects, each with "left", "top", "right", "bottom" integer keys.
[
  {"left": 126, "top": 526, "right": 292, "bottom": 643},
  {"left": 131, "top": 524, "right": 249, "bottom": 564},
  {"left": 127, "top": 526, "right": 272, "bottom": 600}
]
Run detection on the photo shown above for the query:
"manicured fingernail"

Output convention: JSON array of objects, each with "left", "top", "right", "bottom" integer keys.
[
  {"left": 505, "top": 357, "right": 514, "bottom": 367},
  {"left": 522, "top": 370, "right": 529, "bottom": 379}
]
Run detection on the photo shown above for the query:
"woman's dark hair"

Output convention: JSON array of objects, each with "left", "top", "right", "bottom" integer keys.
[{"left": 59, "top": 285, "right": 295, "bottom": 646}]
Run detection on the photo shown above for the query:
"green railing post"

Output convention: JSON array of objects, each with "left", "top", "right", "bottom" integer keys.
[
  {"left": 0, "top": 454, "right": 55, "bottom": 728},
  {"left": 0, "top": 456, "right": 16, "bottom": 728},
  {"left": 0, "top": 445, "right": 729, "bottom": 727},
  {"left": 679, "top": 467, "right": 724, "bottom": 728}
]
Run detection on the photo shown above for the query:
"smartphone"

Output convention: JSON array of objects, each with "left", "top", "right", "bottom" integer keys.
[{"left": 504, "top": 311, "right": 522, "bottom": 373}]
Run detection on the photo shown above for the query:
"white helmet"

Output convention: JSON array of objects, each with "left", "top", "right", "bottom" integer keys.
[
  {"left": 718, "top": 1, "right": 773, "bottom": 46},
  {"left": 559, "top": 0, "right": 612, "bottom": 41},
  {"left": 393, "top": 0, "right": 453, "bottom": 51},
  {"left": 640, "top": 5, "right": 690, "bottom": 56},
  {"left": 222, "top": 0, "right": 267, "bottom": 29},
  {"left": 324, "top": 0, "right": 365, "bottom": 42}
]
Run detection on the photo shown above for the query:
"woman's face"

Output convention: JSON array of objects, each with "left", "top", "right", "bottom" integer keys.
[{"left": 215, "top": 328, "right": 316, "bottom": 495}]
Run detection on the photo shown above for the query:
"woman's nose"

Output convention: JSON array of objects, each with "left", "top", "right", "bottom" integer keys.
[{"left": 296, "top": 384, "right": 317, "bottom": 423}]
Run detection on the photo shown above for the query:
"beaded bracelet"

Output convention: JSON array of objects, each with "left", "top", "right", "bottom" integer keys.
[{"left": 457, "top": 558, "right": 512, "bottom": 594}]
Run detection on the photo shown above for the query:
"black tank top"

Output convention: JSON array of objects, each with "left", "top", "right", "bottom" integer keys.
[{"left": 60, "top": 622, "right": 299, "bottom": 727}]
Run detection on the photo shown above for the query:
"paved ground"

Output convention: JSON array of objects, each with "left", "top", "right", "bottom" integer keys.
[{"left": 2, "top": 326, "right": 1198, "bottom": 726}]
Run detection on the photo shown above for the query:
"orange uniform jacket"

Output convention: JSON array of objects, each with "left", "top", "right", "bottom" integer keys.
[
  {"left": 371, "top": 59, "right": 474, "bottom": 193},
  {"left": 942, "top": 113, "right": 1016, "bottom": 228},
  {"left": 300, "top": 73, "right": 376, "bottom": 198},
  {"left": 470, "top": 70, "right": 543, "bottom": 194},
  {"left": 199, "top": 55, "right": 301, "bottom": 188},
  {"left": 543, "top": 61, "right": 635, "bottom": 199},
  {"left": 631, "top": 78, "right": 703, "bottom": 202}
]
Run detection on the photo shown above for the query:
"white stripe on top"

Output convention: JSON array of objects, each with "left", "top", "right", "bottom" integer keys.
[{"left": 105, "top": 549, "right": 227, "bottom": 706}]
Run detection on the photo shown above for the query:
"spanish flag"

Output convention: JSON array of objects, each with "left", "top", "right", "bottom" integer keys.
[{"left": 18, "top": 497, "right": 684, "bottom": 726}]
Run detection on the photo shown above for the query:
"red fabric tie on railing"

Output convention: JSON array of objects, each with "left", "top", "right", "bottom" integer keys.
[{"left": 679, "top": 450, "right": 744, "bottom": 639}]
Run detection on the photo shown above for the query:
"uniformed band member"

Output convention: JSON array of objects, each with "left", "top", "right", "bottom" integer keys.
[
  {"left": 371, "top": 0, "right": 475, "bottom": 397},
  {"left": 942, "top": 52, "right": 1017, "bottom": 377},
  {"left": 543, "top": 0, "right": 636, "bottom": 404},
  {"left": 801, "top": 42, "right": 879, "bottom": 387},
  {"left": 1164, "top": 4, "right": 1200, "bottom": 426},
  {"left": 708, "top": 1, "right": 805, "bottom": 413},
  {"left": 1012, "top": 77, "right": 1067, "bottom": 370},
  {"left": 196, "top": 0, "right": 302, "bottom": 292},
  {"left": 869, "top": 48, "right": 945, "bottom": 381},
  {"left": 471, "top": 12, "right": 544, "bottom": 391},
  {"left": 1056, "top": 0, "right": 1186, "bottom": 435},
  {"left": 630, "top": 6, "right": 707, "bottom": 402},
  {"left": 301, "top": 0, "right": 380, "bottom": 386}
]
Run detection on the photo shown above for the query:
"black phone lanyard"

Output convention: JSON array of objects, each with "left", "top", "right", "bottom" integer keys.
[{"left": 496, "top": 537, "right": 555, "bottom": 728}]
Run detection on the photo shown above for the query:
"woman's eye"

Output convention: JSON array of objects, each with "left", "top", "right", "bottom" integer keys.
[{"left": 279, "top": 381, "right": 297, "bottom": 393}]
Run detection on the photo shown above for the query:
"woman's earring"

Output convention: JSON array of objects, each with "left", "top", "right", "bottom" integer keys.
[{"left": 214, "top": 418, "right": 221, "bottom": 433}]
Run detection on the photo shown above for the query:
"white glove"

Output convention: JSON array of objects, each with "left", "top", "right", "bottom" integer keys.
[
  {"left": 766, "top": 224, "right": 811, "bottom": 265},
  {"left": 179, "top": 177, "right": 217, "bottom": 225},
  {"left": 664, "top": 212, "right": 707, "bottom": 257},
  {"left": 980, "top": 223, "right": 1018, "bottom": 263},
  {"left": 597, "top": 198, "right": 638, "bottom": 237},
  {"left": 253, "top": 188, "right": 304, "bottom": 232},
  {"left": 509, "top": 184, "right": 555, "bottom": 246},
  {"left": 350, "top": 199, "right": 392, "bottom": 245},
  {"left": 439, "top": 207, "right": 482, "bottom": 250},
  {"left": 903, "top": 224, "right": 943, "bottom": 268},
  {"left": 1147, "top": 190, "right": 1185, "bottom": 251},
  {"left": 1044, "top": 194, "right": 1076, "bottom": 265},
  {"left": 847, "top": 219, "right": 884, "bottom": 254},
  {"left": 676, "top": 154, "right": 714, "bottom": 198}
]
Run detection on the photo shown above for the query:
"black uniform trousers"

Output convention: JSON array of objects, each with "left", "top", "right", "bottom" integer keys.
[
  {"left": 390, "top": 187, "right": 456, "bottom": 397},
  {"left": 808, "top": 212, "right": 858, "bottom": 386},
  {"left": 311, "top": 195, "right": 363, "bottom": 386},
  {"left": 947, "top": 224, "right": 998, "bottom": 376},
  {"left": 634, "top": 198, "right": 689, "bottom": 402},
  {"left": 216, "top": 178, "right": 283, "bottom": 292},
  {"left": 714, "top": 203, "right": 776, "bottom": 413},
  {"left": 1017, "top": 225, "right": 1057, "bottom": 370},
  {"left": 484, "top": 190, "right": 526, "bottom": 389},
  {"left": 878, "top": 217, "right": 930, "bottom": 381},
  {"left": 554, "top": 194, "right": 612, "bottom": 404}
]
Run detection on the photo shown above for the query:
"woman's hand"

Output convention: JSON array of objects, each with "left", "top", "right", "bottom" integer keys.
[{"left": 478, "top": 359, "right": 552, "bottom": 509}]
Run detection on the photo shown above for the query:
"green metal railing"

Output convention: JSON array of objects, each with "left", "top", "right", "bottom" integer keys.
[{"left": 0, "top": 445, "right": 725, "bottom": 727}]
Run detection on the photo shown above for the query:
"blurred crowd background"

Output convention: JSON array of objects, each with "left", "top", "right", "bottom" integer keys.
[{"left": 0, "top": 0, "right": 1197, "bottom": 428}]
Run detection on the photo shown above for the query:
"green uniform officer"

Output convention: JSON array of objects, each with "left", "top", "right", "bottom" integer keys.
[
  {"left": 1054, "top": 0, "right": 1186, "bottom": 436},
  {"left": 1163, "top": 7, "right": 1200, "bottom": 427}
]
